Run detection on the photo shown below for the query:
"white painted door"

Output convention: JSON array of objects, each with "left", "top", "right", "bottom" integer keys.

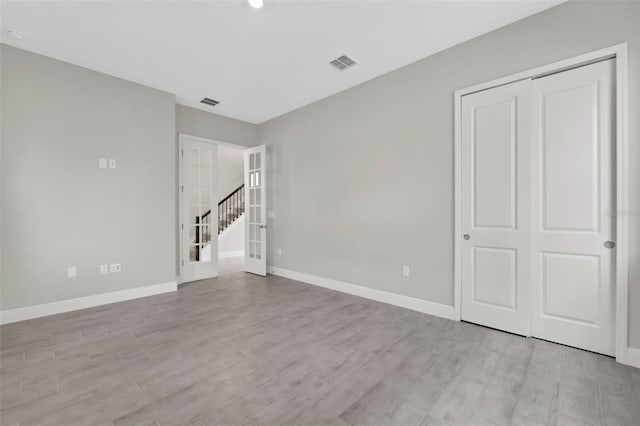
[
  {"left": 244, "top": 145, "right": 267, "bottom": 276},
  {"left": 531, "top": 59, "right": 616, "bottom": 355},
  {"left": 460, "top": 79, "right": 533, "bottom": 336},
  {"left": 181, "top": 137, "right": 218, "bottom": 283}
]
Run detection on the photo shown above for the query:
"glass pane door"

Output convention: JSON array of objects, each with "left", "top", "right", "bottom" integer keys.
[
  {"left": 181, "top": 136, "right": 218, "bottom": 282},
  {"left": 244, "top": 145, "right": 267, "bottom": 276}
]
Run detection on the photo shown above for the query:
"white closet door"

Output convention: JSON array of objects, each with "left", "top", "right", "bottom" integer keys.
[
  {"left": 244, "top": 145, "right": 267, "bottom": 276},
  {"left": 460, "top": 79, "right": 533, "bottom": 336},
  {"left": 531, "top": 59, "right": 616, "bottom": 355}
]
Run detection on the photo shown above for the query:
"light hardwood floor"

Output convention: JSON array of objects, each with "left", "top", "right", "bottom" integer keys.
[{"left": 1, "top": 257, "right": 638, "bottom": 426}]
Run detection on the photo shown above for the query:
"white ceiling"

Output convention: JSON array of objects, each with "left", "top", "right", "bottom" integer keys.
[{"left": 1, "top": 1, "right": 561, "bottom": 124}]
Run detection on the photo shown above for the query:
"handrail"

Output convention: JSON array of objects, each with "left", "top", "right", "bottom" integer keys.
[
  {"left": 218, "top": 184, "right": 244, "bottom": 207},
  {"left": 191, "top": 184, "right": 245, "bottom": 261},
  {"left": 202, "top": 184, "right": 244, "bottom": 220}
]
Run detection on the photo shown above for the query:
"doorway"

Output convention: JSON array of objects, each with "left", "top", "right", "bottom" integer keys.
[
  {"left": 178, "top": 135, "right": 268, "bottom": 282},
  {"left": 454, "top": 44, "right": 630, "bottom": 362},
  {"left": 217, "top": 143, "right": 246, "bottom": 273}
]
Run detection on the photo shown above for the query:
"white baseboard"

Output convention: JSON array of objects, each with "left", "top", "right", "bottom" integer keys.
[
  {"left": 219, "top": 250, "right": 244, "bottom": 259},
  {"left": 268, "top": 266, "right": 454, "bottom": 320},
  {"left": 622, "top": 347, "right": 640, "bottom": 369},
  {"left": 0, "top": 281, "right": 177, "bottom": 325}
]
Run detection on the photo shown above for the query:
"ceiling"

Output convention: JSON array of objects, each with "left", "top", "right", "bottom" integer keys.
[{"left": 1, "top": 1, "right": 561, "bottom": 124}]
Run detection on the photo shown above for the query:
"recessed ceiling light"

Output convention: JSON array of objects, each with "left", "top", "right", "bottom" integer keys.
[
  {"left": 248, "top": 0, "right": 263, "bottom": 9},
  {"left": 7, "top": 30, "right": 25, "bottom": 40}
]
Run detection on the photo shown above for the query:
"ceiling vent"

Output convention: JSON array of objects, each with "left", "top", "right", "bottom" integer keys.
[
  {"left": 200, "top": 98, "right": 219, "bottom": 107},
  {"left": 330, "top": 55, "right": 356, "bottom": 70}
]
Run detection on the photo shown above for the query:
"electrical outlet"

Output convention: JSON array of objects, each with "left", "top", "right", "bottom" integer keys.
[
  {"left": 277, "top": 248, "right": 282, "bottom": 256},
  {"left": 67, "top": 266, "right": 77, "bottom": 278},
  {"left": 99, "top": 158, "right": 107, "bottom": 169},
  {"left": 109, "top": 263, "right": 121, "bottom": 273},
  {"left": 108, "top": 159, "right": 117, "bottom": 169},
  {"left": 402, "top": 266, "right": 410, "bottom": 277},
  {"left": 99, "top": 264, "right": 109, "bottom": 275}
]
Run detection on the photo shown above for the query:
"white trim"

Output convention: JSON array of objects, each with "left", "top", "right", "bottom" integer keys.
[
  {"left": 621, "top": 347, "right": 640, "bottom": 369},
  {"left": 453, "top": 43, "right": 630, "bottom": 363},
  {"left": 268, "top": 266, "right": 454, "bottom": 320},
  {"left": 177, "top": 133, "right": 247, "bottom": 150},
  {"left": 219, "top": 250, "right": 244, "bottom": 259},
  {"left": 613, "top": 45, "right": 630, "bottom": 367},
  {"left": 0, "top": 281, "right": 177, "bottom": 325}
]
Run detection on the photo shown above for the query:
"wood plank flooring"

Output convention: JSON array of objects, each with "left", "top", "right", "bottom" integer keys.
[{"left": 1, "top": 257, "right": 638, "bottom": 425}]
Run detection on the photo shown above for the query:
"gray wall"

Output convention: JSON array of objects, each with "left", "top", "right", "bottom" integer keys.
[
  {"left": 1, "top": 45, "right": 177, "bottom": 310},
  {"left": 176, "top": 104, "right": 258, "bottom": 147},
  {"left": 258, "top": 1, "right": 640, "bottom": 347},
  {"left": 217, "top": 144, "right": 244, "bottom": 201}
]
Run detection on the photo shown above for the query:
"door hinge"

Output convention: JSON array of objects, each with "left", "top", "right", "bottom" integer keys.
[
  {"left": 181, "top": 185, "right": 184, "bottom": 192},
  {"left": 181, "top": 260, "right": 184, "bottom": 266},
  {"left": 181, "top": 223, "right": 184, "bottom": 230},
  {"left": 181, "top": 149, "right": 184, "bottom": 156}
]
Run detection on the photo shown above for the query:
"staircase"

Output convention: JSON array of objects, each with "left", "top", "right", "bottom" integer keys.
[
  {"left": 216, "top": 184, "right": 245, "bottom": 234},
  {"left": 190, "top": 185, "right": 244, "bottom": 262}
]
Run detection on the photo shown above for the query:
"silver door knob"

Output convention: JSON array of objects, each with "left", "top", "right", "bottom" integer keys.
[
  {"left": 604, "top": 241, "right": 615, "bottom": 249},
  {"left": 463, "top": 234, "right": 470, "bottom": 240},
  {"left": 259, "top": 224, "right": 267, "bottom": 229}
]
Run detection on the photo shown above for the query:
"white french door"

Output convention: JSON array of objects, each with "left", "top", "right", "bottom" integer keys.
[
  {"left": 244, "top": 145, "right": 267, "bottom": 276},
  {"left": 181, "top": 136, "right": 218, "bottom": 283},
  {"left": 460, "top": 59, "right": 616, "bottom": 355},
  {"left": 461, "top": 79, "right": 533, "bottom": 336},
  {"left": 531, "top": 59, "right": 616, "bottom": 355}
]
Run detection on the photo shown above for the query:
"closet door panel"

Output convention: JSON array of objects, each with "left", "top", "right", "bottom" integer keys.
[
  {"left": 531, "top": 59, "right": 616, "bottom": 356},
  {"left": 460, "top": 79, "right": 533, "bottom": 336}
]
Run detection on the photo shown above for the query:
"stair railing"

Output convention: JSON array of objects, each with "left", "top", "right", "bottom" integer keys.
[
  {"left": 199, "top": 184, "right": 245, "bottom": 236},
  {"left": 192, "top": 185, "right": 244, "bottom": 261}
]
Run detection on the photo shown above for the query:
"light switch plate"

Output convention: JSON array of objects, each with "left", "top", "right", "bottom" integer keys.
[
  {"left": 108, "top": 159, "right": 117, "bottom": 169},
  {"left": 99, "top": 264, "right": 109, "bottom": 275},
  {"left": 99, "top": 158, "right": 107, "bottom": 169},
  {"left": 268, "top": 211, "right": 275, "bottom": 218},
  {"left": 67, "top": 266, "right": 77, "bottom": 278},
  {"left": 109, "top": 263, "right": 121, "bottom": 273},
  {"left": 402, "top": 266, "right": 410, "bottom": 277}
]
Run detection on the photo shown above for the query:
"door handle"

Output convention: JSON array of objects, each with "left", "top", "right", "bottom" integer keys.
[
  {"left": 604, "top": 241, "right": 615, "bottom": 249},
  {"left": 259, "top": 224, "right": 267, "bottom": 229},
  {"left": 463, "top": 234, "right": 470, "bottom": 240}
]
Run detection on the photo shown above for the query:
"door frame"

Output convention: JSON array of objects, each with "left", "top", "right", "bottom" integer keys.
[
  {"left": 177, "top": 133, "right": 247, "bottom": 284},
  {"left": 453, "top": 43, "right": 630, "bottom": 365}
]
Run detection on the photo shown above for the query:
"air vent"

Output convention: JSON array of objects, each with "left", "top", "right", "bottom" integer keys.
[
  {"left": 330, "top": 55, "right": 356, "bottom": 70},
  {"left": 200, "top": 98, "right": 219, "bottom": 107}
]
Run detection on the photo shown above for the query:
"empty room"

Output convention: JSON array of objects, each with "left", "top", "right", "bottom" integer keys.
[{"left": 1, "top": 0, "right": 639, "bottom": 425}]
